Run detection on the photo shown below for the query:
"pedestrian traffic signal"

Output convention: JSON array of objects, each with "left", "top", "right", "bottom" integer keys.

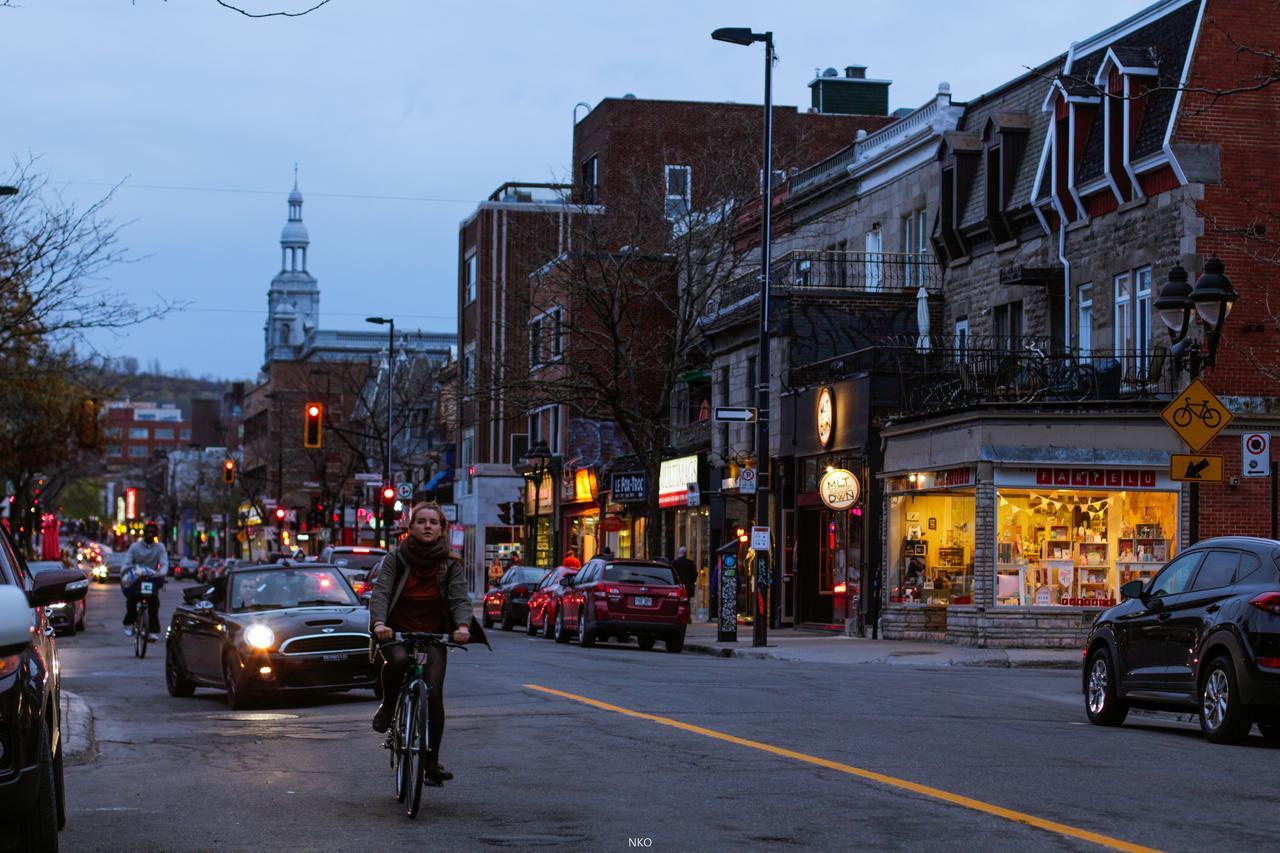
[
  {"left": 303, "top": 402, "right": 324, "bottom": 449},
  {"left": 381, "top": 486, "right": 396, "bottom": 505},
  {"left": 223, "top": 459, "right": 236, "bottom": 484}
]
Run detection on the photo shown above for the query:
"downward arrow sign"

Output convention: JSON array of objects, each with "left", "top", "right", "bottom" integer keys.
[{"left": 1184, "top": 459, "right": 1210, "bottom": 479}]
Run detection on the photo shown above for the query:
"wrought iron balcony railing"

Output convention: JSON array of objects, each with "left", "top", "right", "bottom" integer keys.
[{"left": 717, "top": 250, "right": 940, "bottom": 309}]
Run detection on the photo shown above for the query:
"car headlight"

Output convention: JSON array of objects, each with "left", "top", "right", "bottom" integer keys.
[
  {"left": 244, "top": 624, "right": 275, "bottom": 650},
  {"left": 48, "top": 602, "right": 67, "bottom": 609}
]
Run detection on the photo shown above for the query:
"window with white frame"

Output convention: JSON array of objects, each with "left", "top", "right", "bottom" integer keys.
[
  {"left": 1135, "top": 266, "right": 1152, "bottom": 370},
  {"left": 1078, "top": 283, "right": 1093, "bottom": 361},
  {"left": 903, "top": 208, "right": 929, "bottom": 286},
  {"left": 665, "top": 165, "right": 691, "bottom": 220},
  {"left": 462, "top": 342, "right": 476, "bottom": 394},
  {"left": 528, "top": 404, "right": 561, "bottom": 454},
  {"left": 954, "top": 318, "right": 969, "bottom": 362},
  {"left": 464, "top": 253, "right": 477, "bottom": 305},
  {"left": 1114, "top": 272, "right": 1133, "bottom": 356},
  {"left": 865, "top": 227, "right": 883, "bottom": 291},
  {"left": 528, "top": 308, "right": 564, "bottom": 368}
]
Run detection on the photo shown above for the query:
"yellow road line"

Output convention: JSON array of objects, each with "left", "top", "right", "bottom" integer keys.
[{"left": 524, "top": 683, "right": 1159, "bottom": 853}]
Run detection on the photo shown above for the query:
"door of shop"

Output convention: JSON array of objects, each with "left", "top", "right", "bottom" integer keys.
[{"left": 795, "top": 510, "right": 833, "bottom": 625}]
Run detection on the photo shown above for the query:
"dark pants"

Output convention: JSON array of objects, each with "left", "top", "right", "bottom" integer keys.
[
  {"left": 377, "top": 643, "right": 448, "bottom": 756},
  {"left": 123, "top": 592, "right": 161, "bottom": 633}
]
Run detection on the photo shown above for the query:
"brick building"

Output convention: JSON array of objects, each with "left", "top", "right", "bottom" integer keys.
[
  {"left": 873, "top": 0, "right": 1280, "bottom": 647},
  {"left": 102, "top": 402, "right": 190, "bottom": 467}
]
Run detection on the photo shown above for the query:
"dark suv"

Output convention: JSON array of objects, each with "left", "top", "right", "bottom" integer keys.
[
  {"left": 0, "top": 526, "right": 89, "bottom": 847},
  {"left": 1083, "top": 536, "right": 1280, "bottom": 743}
]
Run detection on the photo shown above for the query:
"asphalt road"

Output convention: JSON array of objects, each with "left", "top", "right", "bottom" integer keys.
[{"left": 56, "top": 579, "right": 1280, "bottom": 852}]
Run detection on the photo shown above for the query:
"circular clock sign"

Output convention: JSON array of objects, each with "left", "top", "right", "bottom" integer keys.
[
  {"left": 816, "top": 386, "right": 834, "bottom": 447},
  {"left": 819, "top": 468, "right": 860, "bottom": 511}
]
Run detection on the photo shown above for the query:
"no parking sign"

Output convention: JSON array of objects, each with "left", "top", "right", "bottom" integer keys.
[{"left": 1243, "top": 433, "right": 1271, "bottom": 478}]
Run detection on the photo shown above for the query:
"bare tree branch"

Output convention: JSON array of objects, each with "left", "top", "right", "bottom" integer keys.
[{"left": 213, "top": 0, "right": 335, "bottom": 17}]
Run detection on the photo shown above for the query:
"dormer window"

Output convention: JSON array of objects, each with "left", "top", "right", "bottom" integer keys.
[{"left": 1094, "top": 46, "right": 1158, "bottom": 203}]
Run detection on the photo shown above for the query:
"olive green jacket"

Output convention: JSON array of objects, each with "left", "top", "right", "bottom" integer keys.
[{"left": 367, "top": 545, "right": 470, "bottom": 660}]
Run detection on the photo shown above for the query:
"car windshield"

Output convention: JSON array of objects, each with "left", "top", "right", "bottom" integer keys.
[
  {"left": 27, "top": 561, "right": 66, "bottom": 576},
  {"left": 229, "top": 567, "right": 357, "bottom": 612},
  {"left": 604, "top": 564, "right": 677, "bottom": 585},
  {"left": 332, "top": 553, "right": 384, "bottom": 571},
  {"left": 504, "top": 567, "right": 548, "bottom": 586}
]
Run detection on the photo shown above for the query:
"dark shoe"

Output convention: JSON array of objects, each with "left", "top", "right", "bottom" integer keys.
[
  {"left": 371, "top": 705, "right": 393, "bottom": 733},
  {"left": 425, "top": 751, "right": 453, "bottom": 784}
]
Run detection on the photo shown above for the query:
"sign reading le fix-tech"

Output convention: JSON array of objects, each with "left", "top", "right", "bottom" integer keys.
[{"left": 1161, "top": 377, "right": 1233, "bottom": 452}]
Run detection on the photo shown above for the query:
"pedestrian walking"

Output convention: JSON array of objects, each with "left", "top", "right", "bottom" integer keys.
[
  {"left": 562, "top": 549, "right": 581, "bottom": 569},
  {"left": 671, "top": 546, "right": 697, "bottom": 623}
]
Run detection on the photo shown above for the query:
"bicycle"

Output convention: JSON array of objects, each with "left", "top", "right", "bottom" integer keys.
[
  {"left": 1172, "top": 397, "right": 1222, "bottom": 428},
  {"left": 380, "top": 632, "right": 466, "bottom": 818},
  {"left": 132, "top": 576, "right": 162, "bottom": 659},
  {"left": 1002, "top": 344, "right": 1097, "bottom": 403}
]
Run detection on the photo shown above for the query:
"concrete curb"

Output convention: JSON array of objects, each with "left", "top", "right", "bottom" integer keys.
[
  {"left": 683, "top": 641, "right": 1079, "bottom": 670},
  {"left": 59, "top": 689, "right": 96, "bottom": 765}
]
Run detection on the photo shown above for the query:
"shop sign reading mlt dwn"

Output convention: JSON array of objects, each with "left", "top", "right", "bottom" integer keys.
[{"left": 819, "top": 468, "right": 860, "bottom": 511}]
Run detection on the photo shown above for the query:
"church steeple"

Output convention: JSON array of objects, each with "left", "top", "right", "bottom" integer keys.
[
  {"left": 265, "top": 170, "right": 319, "bottom": 367},
  {"left": 280, "top": 166, "right": 310, "bottom": 273}
]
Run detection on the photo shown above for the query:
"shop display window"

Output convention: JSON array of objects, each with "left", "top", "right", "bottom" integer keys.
[
  {"left": 995, "top": 489, "right": 1178, "bottom": 607},
  {"left": 888, "top": 491, "right": 975, "bottom": 605}
]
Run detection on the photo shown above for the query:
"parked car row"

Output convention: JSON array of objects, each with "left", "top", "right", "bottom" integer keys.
[
  {"left": 489, "top": 558, "right": 688, "bottom": 653},
  {"left": 28, "top": 561, "right": 88, "bottom": 636}
]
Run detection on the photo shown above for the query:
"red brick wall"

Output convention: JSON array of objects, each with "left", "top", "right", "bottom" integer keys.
[
  {"left": 1195, "top": 431, "right": 1279, "bottom": 539},
  {"left": 1175, "top": 0, "right": 1280, "bottom": 398}
]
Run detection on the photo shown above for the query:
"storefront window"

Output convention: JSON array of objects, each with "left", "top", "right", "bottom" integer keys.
[
  {"left": 888, "top": 489, "right": 975, "bottom": 605},
  {"left": 673, "top": 507, "right": 710, "bottom": 619},
  {"left": 567, "top": 515, "right": 599, "bottom": 565},
  {"left": 996, "top": 488, "right": 1177, "bottom": 607}
]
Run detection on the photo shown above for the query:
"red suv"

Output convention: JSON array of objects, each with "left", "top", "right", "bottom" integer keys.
[
  {"left": 557, "top": 559, "right": 687, "bottom": 653},
  {"left": 526, "top": 566, "right": 578, "bottom": 639}
]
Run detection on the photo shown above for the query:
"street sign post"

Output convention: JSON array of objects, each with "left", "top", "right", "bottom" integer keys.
[
  {"left": 1243, "top": 433, "right": 1271, "bottom": 478},
  {"left": 354, "top": 472, "right": 382, "bottom": 482},
  {"left": 739, "top": 466, "right": 757, "bottom": 495},
  {"left": 396, "top": 482, "right": 414, "bottom": 500},
  {"left": 714, "top": 406, "right": 757, "bottom": 423},
  {"left": 1170, "top": 454, "right": 1224, "bottom": 483},
  {"left": 1161, "top": 377, "right": 1233, "bottom": 452}
]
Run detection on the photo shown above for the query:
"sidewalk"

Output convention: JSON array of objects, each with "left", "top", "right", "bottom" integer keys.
[
  {"left": 682, "top": 622, "right": 1081, "bottom": 669},
  {"left": 60, "top": 689, "right": 96, "bottom": 765}
]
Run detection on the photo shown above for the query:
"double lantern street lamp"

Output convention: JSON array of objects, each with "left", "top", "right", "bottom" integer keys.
[
  {"left": 1155, "top": 256, "right": 1239, "bottom": 370},
  {"left": 712, "top": 25, "right": 774, "bottom": 649},
  {"left": 1155, "top": 256, "right": 1239, "bottom": 545}
]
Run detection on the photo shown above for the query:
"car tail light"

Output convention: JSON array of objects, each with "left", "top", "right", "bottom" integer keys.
[
  {"left": 0, "top": 654, "right": 19, "bottom": 677},
  {"left": 1250, "top": 592, "right": 1280, "bottom": 615},
  {"left": 1258, "top": 657, "right": 1280, "bottom": 669},
  {"left": 605, "top": 586, "right": 621, "bottom": 598}
]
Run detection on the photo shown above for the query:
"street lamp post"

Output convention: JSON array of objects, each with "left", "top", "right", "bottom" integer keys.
[
  {"left": 1156, "top": 256, "right": 1239, "bottom": 544},
  {"left": 366, "top": 316, "right": 396, "bottom": 547},
  {"left": 524, "top": 440, "right": 553, "bottom": 568},
  {"left": 712, "top": 25, "right": 774, "bottom": 647}
]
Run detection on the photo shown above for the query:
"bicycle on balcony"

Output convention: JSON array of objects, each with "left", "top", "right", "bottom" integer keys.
[{"left": 999, "top": 344, "right": 1098, "bottom": 403}]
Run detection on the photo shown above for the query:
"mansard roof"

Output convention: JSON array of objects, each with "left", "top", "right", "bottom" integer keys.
[{"left": 952, "top": 57, "right": 1063, "bottom": 230}]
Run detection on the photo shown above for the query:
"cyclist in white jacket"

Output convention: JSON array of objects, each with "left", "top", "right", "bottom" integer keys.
[{"left": 122, "top": 522, "right": 168, "bottom": 639}]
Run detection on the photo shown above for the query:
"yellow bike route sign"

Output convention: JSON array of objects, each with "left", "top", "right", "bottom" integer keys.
[{"left": 1161, "top": 377, "right": 1233, "bottom": 452}]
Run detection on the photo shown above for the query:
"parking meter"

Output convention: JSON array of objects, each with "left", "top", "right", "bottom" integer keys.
[{"left": 716, "top": 539, "right": 740, "bottom": 642}]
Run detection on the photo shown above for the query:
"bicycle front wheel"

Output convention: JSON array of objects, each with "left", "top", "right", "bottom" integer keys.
[
  {"left": 393, "top": 689, "right": 415, "bottom": 803},
  {"left": 134, "top": 604, "right": 148, "bottom": 659},
  {"left": 405, "top": 682, "right": 430, "bottom": 819}
]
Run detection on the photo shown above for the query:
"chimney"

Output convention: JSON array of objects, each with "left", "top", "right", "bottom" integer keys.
[{"left": 809, "top": 64, "right": 890, "bottom": 116}]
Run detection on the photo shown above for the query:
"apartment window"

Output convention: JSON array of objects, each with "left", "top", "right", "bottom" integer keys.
[
  {"left": 582, "top": 155, "right": 599, "bottom": 205},
  {"left": 153, "top": 428, "right": 174, "bottom": 440},
  {"left": 903, "top": 209, "right": 928, "bottom": 286},
  {"left": 180, "top": 428, "right": 191, "bottom": 440},
  {"left": 954, "top": 318, "right": 969, "bottom": 362},
  {"left": 865, "top": 227, "right": 883, "bottom": 291},
  {"left": 105, "top": 445, "right": 122, "bottom": 457},
  {"left": 128, "top": 445, "right": 148, "bottom": 458},
  {"left": 1078, "top": 284, "right": 1094, "bottom": 361},
  {"left": 1135, "top": 266, "right": 1152, "bottom": 370},
  {"left": 796, "top": 258, "right": 812, "bottom": 287},
  {"left": 462, "top": 342, "right": 477, "bottom": 393},
  {"left": 994, "top": 300, "right": 1024, "bottom": 351},
  {"left": 1114, "top": 273, "right": 1133, "bottom": 355},
  {"left": 528, "top": 317, "right": 543, "bottom": 368},
  {"left": 665, "top": 165, "right": 691, "bottom": 220},
  {"left": 528, "top": 309, "right": 564, "bottom": 367},
  {"left": 128, "top": 427, "right": 148, "bottom": 439},
  {"left": 464, "top": 253, "right": 477, "bottom": 305},
  {"left": 528, "top": 405, "right": 561, "bottom": 454}
]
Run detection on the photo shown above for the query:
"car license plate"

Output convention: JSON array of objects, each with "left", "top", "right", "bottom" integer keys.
[
  {"left": 633, "top": 595, "right": 653, "bottom": 607},
  {"left": 322, "top": 653, "right": 348, "bottom": 662},
  {"left": 140, "top": 582, "right": 153, "bottom": 595}
]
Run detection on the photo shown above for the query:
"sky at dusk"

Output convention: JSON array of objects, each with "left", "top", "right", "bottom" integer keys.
[{"left": 7, "top": 0, "right": 1154, "bottom": 380}]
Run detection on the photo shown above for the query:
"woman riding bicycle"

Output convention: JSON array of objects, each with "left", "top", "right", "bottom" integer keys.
[
  {"left": 122, "top": 521, "right": 168, "bottom": 639},
  {"left": 368, "top": 501, "right": 470, "bottom": 784}
]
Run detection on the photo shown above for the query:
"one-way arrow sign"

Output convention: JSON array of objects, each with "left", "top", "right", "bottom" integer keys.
[
  {"left": 714, "top": 406, "right": 757, "bottom": 423},
  {"left": 1170, "top": 453, "right": 1224, "bottom": 482}
]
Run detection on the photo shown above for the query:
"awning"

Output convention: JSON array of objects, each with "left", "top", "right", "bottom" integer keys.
[{"left": 422, "top": 469, "right": 453, "bottom": 491}]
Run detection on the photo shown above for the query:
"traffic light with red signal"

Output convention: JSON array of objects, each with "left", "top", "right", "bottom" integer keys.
[
  {"left": 303, "top": 402, "right": 324, "bottom": 449},
  {"left": 381, "top": 485, "right": 396, "bottom": 505},
  {"left": 274, "top": 506, "right": 287, "bottom": 523},
  {"left": 223, "top": 459, "right": 236, "bottom": 484}
]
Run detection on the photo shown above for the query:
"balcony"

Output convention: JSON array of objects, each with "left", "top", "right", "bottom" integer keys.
[{"left": 717, "top": 250, "right": 940, "bottom": 310}]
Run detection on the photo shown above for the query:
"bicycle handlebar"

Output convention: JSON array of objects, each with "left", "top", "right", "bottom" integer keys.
[{"left": 379, "top": 631, "right": 469, "bottom": 651}]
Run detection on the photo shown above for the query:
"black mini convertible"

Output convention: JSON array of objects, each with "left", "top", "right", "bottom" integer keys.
[{"left": 164, "top": 561, "right": 376, "bottom": 709}]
